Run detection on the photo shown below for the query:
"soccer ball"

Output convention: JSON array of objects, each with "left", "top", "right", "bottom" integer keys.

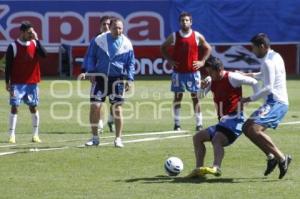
[{"left": 164, "top": 156, "right": 184, "bottom": 176}]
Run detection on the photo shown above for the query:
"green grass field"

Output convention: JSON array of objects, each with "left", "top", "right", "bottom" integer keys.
[{"left": 0, "top": 77, "right": 299, "bottom": 199}]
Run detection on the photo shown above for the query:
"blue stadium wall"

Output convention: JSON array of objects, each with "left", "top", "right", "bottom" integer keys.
[{"left": 0, "top": 0, "right": 299, "bottom": 75}]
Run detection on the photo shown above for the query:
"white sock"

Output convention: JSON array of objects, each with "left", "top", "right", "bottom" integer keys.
[
  {"left": 9, "top": 113, "right": 17, "bottom": 136},
  {"left": 98, "top": 119, "right": 104, "bottom": 129},
  {"left": 32, "top": 111, "right": 39, "bottom": 136},
  {"left": 174, "top": 107, "right": 180, "bottom": 126},
  {"left": 267, "top": 153, "right": 275, "bottom": 160},
  {"left": 108, "top": 113, "right": 114, "bottom": 123},
  {"left": 195, "top": 112, "right": 203, "bottom": 126},
  {"left": 280, "top": 156, "right": 286, "bottom": 163}
]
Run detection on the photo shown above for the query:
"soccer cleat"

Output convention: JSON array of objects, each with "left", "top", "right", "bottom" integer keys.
[
  {"left": 107, "top": 121, "right": 114, "bottom": 133},
  {"left": 32, "top": 135, "right": 42, "bottom": 143},
  {"left": 278, "top": 154, "right": 292, "bottom": 179},
  {"left": 200, "top": 166, "right": 222, "bottom": 177},
  {"left": 9, "top": 135, "right": 16, "bottom": 144},
  {"left": 195, "top": 125, "right": 203, "bottom": 131},
  {"left": 173, "top": 125, "right": 181, "bottom": 131},
  {"left": 185, "top": 167, "right": 205, "bottom": 178},
  {"left": 114, "top": 138, "right": 124, "bottom": 148},
  {"left": 264, "top": 158, "right": 278, "bottom": 176},
  {"left": 85, "top": 138, "right": 100, "bottom": 146}
]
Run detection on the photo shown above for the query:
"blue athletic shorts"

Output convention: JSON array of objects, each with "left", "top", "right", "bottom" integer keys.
[
  {"left": 249, "top": 99, "right": 288, "bottom": 129},
  {"left": 207, "top": 113, "right": 245, "bottom": 145},
  {"left": 90, "top": 76, "right": 125, "bottom": 104},
  {"left": 171, "top": 71, "right": 201, "bottom": 93},
  {"left": 10, "top": 84, "right": 39, "bottom": 106}
]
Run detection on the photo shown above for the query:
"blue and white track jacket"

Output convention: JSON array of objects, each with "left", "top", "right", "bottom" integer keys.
[{"left": 84, "top": 32, "right": 135, "bottom": 81}]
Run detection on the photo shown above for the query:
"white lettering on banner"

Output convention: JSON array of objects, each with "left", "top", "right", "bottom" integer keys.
[
  {"left": 84, "top": 12, "right": 123, "bottom": 41},
  {"left": 0, "top": 5, "right": 9, "bottom": 41},
  {"left": 212, "top": 46, "right": 261, "bottom": 71},
  {"left": 0, "top": 5, "right": 165, "bottom": 46},
  {"left": 126, "top": 11, "right": 164, "bottom": 46},
  {"left": 135, "top": 58, "right": 172, "bottom": 75}
]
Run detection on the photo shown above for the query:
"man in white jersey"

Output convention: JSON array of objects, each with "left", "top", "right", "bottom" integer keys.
[{"left": 241, "top": 33, "right": 291, "bottom": 179}]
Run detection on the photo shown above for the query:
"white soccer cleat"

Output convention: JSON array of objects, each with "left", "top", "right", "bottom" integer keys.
[
  {"left": 114, "top": 137, "right": 124, "bottom": 148},
  {"left": 85, "top": 137, "right": 100, "bottom": 146}
]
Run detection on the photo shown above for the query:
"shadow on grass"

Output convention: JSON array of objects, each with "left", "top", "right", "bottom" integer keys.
[{"left": 122, "top": 175, "right": 280, "bottom": 184}]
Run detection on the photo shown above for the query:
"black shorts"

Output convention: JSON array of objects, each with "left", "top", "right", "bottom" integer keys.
[
  {"left": 215, "top": 125, "right": 238, "bottom": 145},
  {"left": 90, "top": 75, "right": 125, "bottom": 104}
]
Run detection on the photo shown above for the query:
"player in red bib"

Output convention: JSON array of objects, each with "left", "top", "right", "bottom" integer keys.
[
  {"left": 5, "top": 21, "right": 47, "bottom": 144},
  {"left": 161, "top": 12, "right": 212, "bottom": 131},
  {"left": 186, "top": 56, "right": 259, "bottom": 178}
]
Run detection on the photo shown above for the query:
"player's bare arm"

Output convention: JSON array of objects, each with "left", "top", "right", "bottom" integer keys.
[
  {"left": 31, "top": 29, "right": 47, "bottom": 58},
  {"left": 125, "top": 81, "right": 133, "bottom": 92},
  {"left": 5, "top": 44, "right": 13, "bottom": 92},
  {"left": 193, "top": 34, "right": 212, "bottom": 70},
  {"left": 31, "top": 28, "right": 38, "bottom": 40},
  {"left": 235, "top": 70, "right": 262, "bottom": 79},
  {"left": 161, "top": 34, "right": 178, "bottom": 68}
]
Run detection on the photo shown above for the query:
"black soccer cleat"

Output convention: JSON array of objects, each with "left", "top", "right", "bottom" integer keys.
[
  {"left": 173, "top": 125, "right": 181, "bottom": 131},
  {"left": 107, "top": 121, "right": 114, "bottom": 133},
  {"left": 278, "top": 154, "right": 292, "bottom": 179},
  {"left": 264, "top": 158, "right": 278, "bottom": 176},
  {"left": 195, "top": 125, "right": 203, "bottom": 131}
]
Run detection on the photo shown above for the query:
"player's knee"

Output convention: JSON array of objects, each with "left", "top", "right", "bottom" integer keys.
[
  {"left": 242, "top": 122, "right": 258, "bottom": 139},
  {"left": 11, "top": 106, "right": 18, "bottom": 114},
  {"left": 242, "top": 121, "right": 250, "bottom": 135},
  {"left": 193, "top": 131, "right": 206, "bottom": 144},
  {"left": 193, "top": 133, "right": 202, "bottom": 146},
  {"left": 29, "top": 106, "right": 37, "bottom": 113},
  {"left": 174, "top": 93, "right": 183, "bottom": 101},
  {"left": 211, "top": 136, "right": 222, "bottom": 146}
]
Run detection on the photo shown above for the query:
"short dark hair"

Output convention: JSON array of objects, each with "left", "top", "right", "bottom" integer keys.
[
  {"left": 250, "top": 33, "right": 270, "bottom": 48},
  {"left": 179, "top": 11, "right": 192, "bottom": 22},
  {"left": 205, "top": 56, "right": 224, "bottom": 70},
  {"left": 109, "top": 17, "right": 123, "bottom": 26},
  {"left": 100, "top": 15, "right": 111, "bottom": 25},
  {"left": 20, "top": 21, "right": 32, "bottom": 31}
]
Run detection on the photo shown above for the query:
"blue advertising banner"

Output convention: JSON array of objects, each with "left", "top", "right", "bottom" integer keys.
[
  {"left": 1, "top": 0, "right": 300, "bottom": 46},
  {"left": 170, "top": 0, "right": 300, "bottom": 43},
  {"left": 0, "top": 1, "right": 171, "bottom": 46}
]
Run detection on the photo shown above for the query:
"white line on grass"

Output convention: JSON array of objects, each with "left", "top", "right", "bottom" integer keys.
[
  {"left": 68, "top": 130, "right": 188, "bottom": 141},
  {"left": 122, "top": 134, "right": 191, "bottom": 144},
  {"left": 0, "top": 130, "right": 189, "bottom": 149},
  {"left": 0, "top": 133, "right": 191, "bottom": 156},
  {"left": 0, "top": 144, "right": 17, "bottom": 148},
  {"left": 280, "top": 121, "right": 300, "bottom": 125},
  {"left": 0, "top": 151, "right": 18, "bottom": 156},
  {"left": 0, "top": 146, "right": 69, "bottom": 157},
  {"left": 29, "top": 146, "right": 69, "bottom": 152}
]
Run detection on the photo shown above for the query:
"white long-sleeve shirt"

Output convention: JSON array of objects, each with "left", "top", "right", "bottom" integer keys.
[{"left": 249, "top": 49, "right": 289, "bottom": 105}]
